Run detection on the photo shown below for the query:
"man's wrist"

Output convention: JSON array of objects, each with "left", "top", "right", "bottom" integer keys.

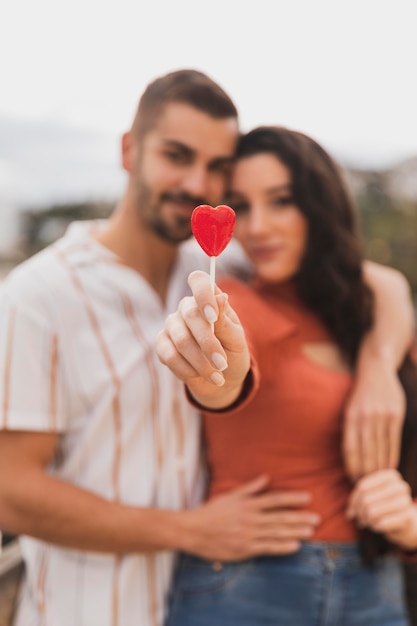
[
  {"left": 171, "top": 508, "right": 200, "bottom": 554},
  {"left": 356, "top": 344, "right": 398, "bottom": 375},
  {"left": 132, "top": 508, "right": 197, "bottom": 553}
]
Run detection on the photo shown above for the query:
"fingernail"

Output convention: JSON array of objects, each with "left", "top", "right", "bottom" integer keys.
[
  {"left": 211, "top": 353, "right": 228, "bottom": 371},
  {"left": 309, "top": 514, "right": 321, "bottom": 525},
  {"left": 204, "top": 305, "right": 218, "bottom": 324},
  {"left": 210, "top": 372, "right": 225, "bottom": 386}
]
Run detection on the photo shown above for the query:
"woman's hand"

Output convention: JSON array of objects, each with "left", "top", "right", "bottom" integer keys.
[
  {"left": 347, "top": 469, "right": 417, "bottom": 551},
  {"left": 157, "top": 271, "right": 251, "bottom": 409}
]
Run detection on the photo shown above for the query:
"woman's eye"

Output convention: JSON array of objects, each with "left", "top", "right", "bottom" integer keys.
[
  {"left": 273, "top": 196, "right": 294, "bottom": 208},
  {"left": 230, "top": 202, "right": 249, "bottom": 215}
]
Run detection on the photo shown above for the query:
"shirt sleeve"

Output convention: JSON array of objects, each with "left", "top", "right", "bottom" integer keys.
[{"left": 0, "top": 295, "right": 66, "bottom": 433}]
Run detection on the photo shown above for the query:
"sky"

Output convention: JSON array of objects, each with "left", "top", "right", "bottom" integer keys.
[{"left": 1, "top": 0, "right": 417, "bottom": 250}]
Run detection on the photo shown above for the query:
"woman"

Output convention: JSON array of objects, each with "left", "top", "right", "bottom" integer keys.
[{"left": 158, "top": 126, "right": 417, "bottom": 625}]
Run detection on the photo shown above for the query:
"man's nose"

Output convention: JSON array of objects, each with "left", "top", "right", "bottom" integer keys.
[{"left": 182, "top": 165, "right": 209, "bottom": 199}]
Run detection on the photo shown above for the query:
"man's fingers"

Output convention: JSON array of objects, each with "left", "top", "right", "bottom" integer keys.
[
  {"left": 345, "top": 409, "right": 390, "bottom": 477},
  {"left": 256, "top": 511, "right": 321, "bottom": 531},
  {"left": 249, "top": 490, "right": 313, "bottom": 512},
  {"left": 249, "top": 539, "right": 301, "bottom": 556},
  {"left": 231, "top": 480, "right": 316, "bottom": 513},
  {"left": 247, "top": 521, "right": 321, "bottom": 557},
  {"left": 196, "top": 483, "right": 322, "bottom": 561},
  {"left": 232, "top": 474, "right": 270, "bottom": 496},
  {"left": 361, "top": 409, "right": 397, "bottom": 473},
  {"left": 360, "top": 417, "right": 376, "bottom": 475},
  {"left": 236, "top": 483, "right": 320, "bottom": 529},
  {"left": 343, "top": 412, "right": 363, "bottom": 480},
  {"left": 375, "top": 412, "right": 388, "bottom": 471},
  {"left": 343, "top": 370, "right": 406, "bottom": 480},
  {"left": 387, "top": 415, "right": 402, "bottom": 469}
]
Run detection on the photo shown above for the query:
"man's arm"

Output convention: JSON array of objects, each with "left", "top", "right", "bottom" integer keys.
[
  {"left": 0, "top": 430, "right": 320, "bottom": 560},
  {"left": 343, "top": 261, "right": 415, "bottom": 480}
]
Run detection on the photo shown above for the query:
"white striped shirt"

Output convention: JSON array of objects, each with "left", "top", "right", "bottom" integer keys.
[{"left": 0, "top": 220, "right": 246, "bottom": 626}]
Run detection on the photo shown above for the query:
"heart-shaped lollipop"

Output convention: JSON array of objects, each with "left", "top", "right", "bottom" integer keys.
[{"left": 191, "top": 204, "right": 236, "bottom": 257}]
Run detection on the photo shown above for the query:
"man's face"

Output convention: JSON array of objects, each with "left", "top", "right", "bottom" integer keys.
[{"left": 125, "top": 102, "right": 239, "bottom": 244}]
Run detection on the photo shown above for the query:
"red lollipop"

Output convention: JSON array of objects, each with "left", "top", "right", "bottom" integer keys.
[
  {"left": 191, "top": 205, "right": 236, "bottom": 311},
  {"left": 191, "top": 204, "right": 236, "bottom": 257}
]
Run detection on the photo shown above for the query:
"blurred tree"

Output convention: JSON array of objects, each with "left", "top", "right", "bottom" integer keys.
[
  {"left": 357, "top": 190, "right": 417, "bottom": 299},
  {"left": 20, "top": 201, "right": 113, "bottom": 256}
]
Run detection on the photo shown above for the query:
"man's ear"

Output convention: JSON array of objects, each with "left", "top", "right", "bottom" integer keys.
[{"left": 121, "top": 131, "right": 136, "bottom": 172}]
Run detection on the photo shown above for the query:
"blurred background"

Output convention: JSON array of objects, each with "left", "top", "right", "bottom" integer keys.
[{"left": 1, "top": 0, "right": 416, "bottom": 300}]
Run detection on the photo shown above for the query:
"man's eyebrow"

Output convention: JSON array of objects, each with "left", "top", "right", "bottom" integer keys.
[
  {"left": 209, "top": 155, "right": 235, "bottom": 168},
  {"left": 161, "top": 139, "right": 194, "bottom": 156},
  {"left": 161, "top": 139, "right": 234, "bottom": 166}
]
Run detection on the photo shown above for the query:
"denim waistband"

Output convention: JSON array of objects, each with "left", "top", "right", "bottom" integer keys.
[
  {"left": 211, "top": 541, "right": 394, "bottom": 572},
  {"left": 168, "top": 542, "right": 406, "bottom": 626}
]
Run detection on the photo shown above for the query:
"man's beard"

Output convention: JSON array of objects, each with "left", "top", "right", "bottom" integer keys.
[
  {"left": 149, "top": 212, "right": 193, "bottom": 245},
  {"left": 134, "top": 177, "right": 206, "bottom": 245}
]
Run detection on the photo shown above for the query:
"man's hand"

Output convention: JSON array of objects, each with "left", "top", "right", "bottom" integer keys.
[
  {"left": 180, "top": 475, "right": 320, "bottom": 561},
  {"left": 343, "top": 361, "right": 406, "bottom": 481},
  {"left": 347, "top": 469, "right": 417, "bottom": 551},
  {"left": 157, "top": 270, "right": 250, "bottom": 409},
  {"left": 345, "top": 261, "right": 415, "bottom": 481}
]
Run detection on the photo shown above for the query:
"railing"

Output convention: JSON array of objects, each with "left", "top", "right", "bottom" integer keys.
[{"left": 0, "top": 539, "right": 23, "bottom": 626}]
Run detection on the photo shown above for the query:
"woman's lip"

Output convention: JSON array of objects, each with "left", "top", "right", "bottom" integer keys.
[{"left": 249, "top": 245, "right": 284, "bottom": 258}]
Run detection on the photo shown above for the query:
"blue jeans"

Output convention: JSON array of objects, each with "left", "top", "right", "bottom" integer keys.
[{"left": 165, "top": 542, "right": 409, "bottom": 626}]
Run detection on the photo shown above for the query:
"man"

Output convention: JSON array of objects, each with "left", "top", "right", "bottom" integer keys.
[{"left": 0, "top": 69, "right": 414, "bottom": 626}]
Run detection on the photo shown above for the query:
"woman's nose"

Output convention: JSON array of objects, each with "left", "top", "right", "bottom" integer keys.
[{"left": 247, "top": 207, "right": 270, "bottom": 235}]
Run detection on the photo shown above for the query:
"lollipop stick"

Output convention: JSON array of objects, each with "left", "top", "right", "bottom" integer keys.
[
  {"left": 209, "top": 256, "right": 216, "bottom": 292},
  {"left": 209, "top": 256, "right": 216, "bottom": 331}
]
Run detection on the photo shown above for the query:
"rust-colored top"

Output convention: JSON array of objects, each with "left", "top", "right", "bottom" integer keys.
[{"left": 204, "top": 277, "right": 357, "bottom": 542}]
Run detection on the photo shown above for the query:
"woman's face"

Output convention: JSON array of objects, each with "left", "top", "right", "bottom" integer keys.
[{"left": 229, "top": 153, "right": 308, "bottom": 283}]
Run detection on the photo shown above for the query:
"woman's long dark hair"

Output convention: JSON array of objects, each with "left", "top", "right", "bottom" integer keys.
[{"left": 234, "top": 126, "right": 374, "bottom": 365}]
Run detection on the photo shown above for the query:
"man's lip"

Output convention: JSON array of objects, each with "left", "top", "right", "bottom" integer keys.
[{"left": 165, "top": 199, "right": 199, "bottom": 213}]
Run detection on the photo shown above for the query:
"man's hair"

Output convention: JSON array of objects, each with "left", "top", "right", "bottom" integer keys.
[{"left": 131, "top": 69, "right": 238, "bottom": 138}]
